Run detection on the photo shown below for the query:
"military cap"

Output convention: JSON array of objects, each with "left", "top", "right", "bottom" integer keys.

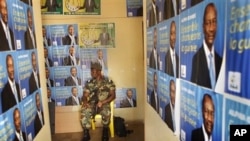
[{"left": 90, "top": 61, "right": 102, "bottom": 70}]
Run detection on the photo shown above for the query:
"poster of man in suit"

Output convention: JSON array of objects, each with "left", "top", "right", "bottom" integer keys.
[
  {"left": 180, "top": 80, "right": 223, "bottom": 141},
  {"left": 1, "top": 53, "right": 22, "bottom": 113},
  {"left": 115, "top": 88, "right": 137, "bottom": 108},
  {"left": 41, "top": 0, "right": 62, "bottom": 15},
  {"left": 78, "top": 23, "right": 115, "bottom": 48},
  {"left": 63, "top": 0, "right": 100, "bottom": 15}
]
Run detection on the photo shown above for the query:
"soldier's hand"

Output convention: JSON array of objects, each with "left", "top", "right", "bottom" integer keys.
[{"left": 97, "top": 101, "right": 103, "bottom": 108}]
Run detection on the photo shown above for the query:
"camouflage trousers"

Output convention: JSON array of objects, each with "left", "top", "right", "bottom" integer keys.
[{"left": 80, "top": 102, "right": 111, "bottom": 129}]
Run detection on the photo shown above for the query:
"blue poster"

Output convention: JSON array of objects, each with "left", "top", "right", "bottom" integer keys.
[
  {"left": 180, "top": 1, "right": 225, "bottom": 90},
  {"left": 52, "top": 45, "right": 80, "bottom": 66},
  {"left": 147, "top": 68, "right": 160, "bottom": 113},
  {"left": 158, "top": 72, "right": 169, "bottom": 119},
  {"left": 53, "top": 66, "right": 82, "bottom": 87},
  {"left": 11, "top": 0, "right": 28, "bottom": 50},
  {"left": 115, "top": 88, "right": 137, "bottom": 108},
  {"left": 0, "top": 52, "right": 23, "bottom": 114},
  {"left": 55, "top": 86, "right": 83, "bottom": 106},
  {"left": 21, "top": 91, "right": 44, "bottom": 139},
  {"left": 0, "top": 105, "right": 27, "bottom": 141},
  {"left": 49, "top": 24, "right": 66, "bottom": 46},
  {"left": 157, "top": 20, "right": 168, "bottom": 73},
  {"left": 224, "top": 98, "right": 250, "bottom": 141},
  {"left": 225, "top": 0, "right": 250, "bottom": 99},
  {"left": 180, "top": 80, "right": 223, "bottom": 141},
  {"left": 159, "top": 16, "right": 180, "bottom": 77},
  {"left": 126, "top": 0, "right": 143, "bottom": 17},
  {"left": 79, "top": 48, "right": 108, "bottom": 71}
]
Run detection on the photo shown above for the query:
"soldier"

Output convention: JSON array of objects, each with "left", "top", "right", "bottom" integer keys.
[{"left": 80, "top": 62, "right": 116, "bottom": 141}]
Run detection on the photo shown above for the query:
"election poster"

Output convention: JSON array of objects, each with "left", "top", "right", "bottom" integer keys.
[
  {"left": 78, "top": 23, "right": 115, "bottom": 48},
  {"left": 115, "top": 88, "right": 137, "bottom": 108},
  {"left": 225, "top": 0, "right": 250, "bottom": 99},
  {"left": 63, "top": 0, "right": 101, "bottom": 15}
]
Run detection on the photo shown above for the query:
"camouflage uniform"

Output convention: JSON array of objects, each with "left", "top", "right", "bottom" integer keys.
[{"left": 80, "top": 76, "right": 115, "bottom": 129}]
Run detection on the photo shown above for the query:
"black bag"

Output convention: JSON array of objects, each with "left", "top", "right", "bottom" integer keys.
[{"left": 114, "top": 116, "right": 127, "bottom": 137}]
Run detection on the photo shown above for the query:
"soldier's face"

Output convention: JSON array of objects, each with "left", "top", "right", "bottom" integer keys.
[{"left": 91, "top": 68, "right": 97, "bottom": 78}]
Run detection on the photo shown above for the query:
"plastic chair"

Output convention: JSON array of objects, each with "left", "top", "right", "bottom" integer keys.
[{"left": 91, "top": 101, "right": 115, "bottom": 138}]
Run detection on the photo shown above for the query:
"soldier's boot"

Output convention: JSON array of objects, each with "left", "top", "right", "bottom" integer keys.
[
  {"left": 82, "top": 129, "right": 90, "bottom": 141},
  {"left": 102, "top": 127, "right": 109, "bottom": 141}
]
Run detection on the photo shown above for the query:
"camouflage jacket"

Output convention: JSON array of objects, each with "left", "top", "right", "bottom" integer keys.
[{"left": 85, "top": 76, "right": 115, "bottom": 104}]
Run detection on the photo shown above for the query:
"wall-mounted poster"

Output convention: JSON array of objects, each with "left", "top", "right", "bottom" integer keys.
[
  {"left": 225, "top": 0, "right": 250, "bottom": 99},
  {"left": 126, "top": 0, "right": 143, "bottom": 17},
  {"left": 41, "top": 0, "right": 63, "bottom": 15},
  {"left": 180, "top": 80, "right": 223, "bottom": 141},
  {"left": 115, "top": 88, "right": 137, "bottom": 108},
  {"left": 63, "top": 0, "right": 101, "bottom": 15},
  {"left": 78, "top": 23, "right": 115, "bottom": 48}
]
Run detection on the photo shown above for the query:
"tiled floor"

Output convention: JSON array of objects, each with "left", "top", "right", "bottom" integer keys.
[{"left": 52, "top": 122, "right": 144, "bottom": 141}]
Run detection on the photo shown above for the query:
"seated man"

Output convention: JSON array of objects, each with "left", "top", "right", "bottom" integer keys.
[{"left": 80, "top": 62, "right": 116, "bottom": 141}]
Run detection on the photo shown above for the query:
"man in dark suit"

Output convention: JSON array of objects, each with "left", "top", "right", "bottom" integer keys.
[
  {"left": 47, "top": 87, "right": 55, "bottom": 102},
  {"left": 164, "top": 0, "right": 180, "bottom": 20},
  {"left": 64, "top": 66, "right": 81, "bottom": 86},
  {"left": 42, "top": 26, "right": 51, "bottom": 47},
  {"left": 149, "top": 27, "right": 160, "bottom": 70},
  {"left": 120, "top": 89, "right": 136, "bottom": 108},
  {"left": 79, "top": 0, "right": 99, "bottom": 13},
  {"left": 1, "top": 55, "right": 21, "bottom": 113},
  {"left": 191, "top": 94, "right": 215, "bottom": 141},
  {"left": 44, "top": 48, "right": 53, "bottom": 68},
  {"left": 65, "top": 87, "right": 81, "bottom": 106},
  {"left": 41, "top": 0, "right": 61, "bottom": 12},
  {"left": 29, "top": 52, "right": 40, "bottom": 94},
  {"left": 13, "top": 108, "right": 27, "bottom": 141},
  {"left": 24, "top": 7, "right": 36, "bottom": 49},
  {"left": 150, "top": 72, "right": 159, "bottom": 113},
  {"left": 165, "top": 80, "right": 176, "bottom": 132},
  {"left": 45, "top": 67, "right": 54, "bottom": 87},
  {"left": 96, "top": 49, "right": 107, "bottom": 71},
  {"left": 34, "top": 93, "right": 44, "bottom": 136},
  {"left": 63, "top": 25, "right": 78, "bottom": 45},
  {"left": 191, "top": 3, "right": 222, "bottom": 90},
  {"left": 165, "top": 21, "right": 179, "bottom": 77},
  {"left": 0, "top": 0, "right": 15, "bottom": 51},
  {"left": 63, "top": 46, "right": 80, "bottom": 66},
  {"left": 148, "top": 0, "right": 159, "bottom": 27},
  {"left": 94, "top": 27, "right": 111, "bottom": 45}
]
